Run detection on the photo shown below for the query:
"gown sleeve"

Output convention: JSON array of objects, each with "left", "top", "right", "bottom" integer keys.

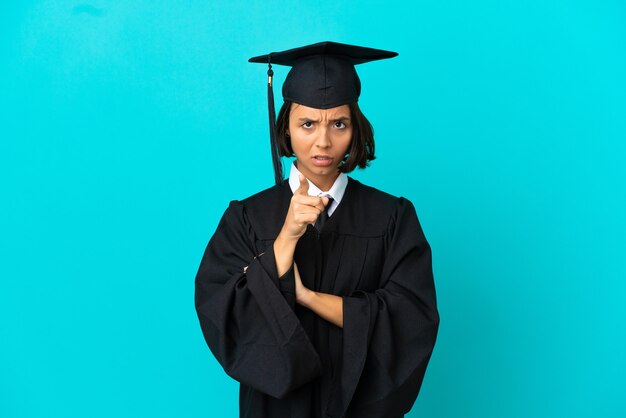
[
  {"left": 327, "top": 197, "right": 440, "bottom": 418},
  {"left": 194, "top": 200, "right": 322, "bottom": 399}
]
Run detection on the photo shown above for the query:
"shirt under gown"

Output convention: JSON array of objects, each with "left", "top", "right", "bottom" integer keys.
[{"left": 195, "top": 177, "right": 440, "bottom": 418}]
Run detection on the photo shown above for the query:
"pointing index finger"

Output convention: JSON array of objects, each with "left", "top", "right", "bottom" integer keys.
[{"left": 297, "top": 174, "right": 309, "bottom": 195}]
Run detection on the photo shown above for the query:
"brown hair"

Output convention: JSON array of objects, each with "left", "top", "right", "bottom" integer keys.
[{"left": 275, "top": 101, "right": 376, "bottom": 173}]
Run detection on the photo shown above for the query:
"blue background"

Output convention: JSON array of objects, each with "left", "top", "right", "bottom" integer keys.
[{"left": 1, "top": 1, "right": 625, "bottom": 417}]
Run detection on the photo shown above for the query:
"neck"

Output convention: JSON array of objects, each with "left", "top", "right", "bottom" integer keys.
[{"left": 309, "top": 172, "right": 339, "bottom": 192}]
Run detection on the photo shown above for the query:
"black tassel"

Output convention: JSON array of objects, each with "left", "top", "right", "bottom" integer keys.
[{"left": 267, "top": 56, "right": 283, "bottom": 184}]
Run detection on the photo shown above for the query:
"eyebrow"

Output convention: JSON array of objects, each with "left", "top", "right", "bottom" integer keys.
[{"left": 296, "top": 116, "right": 351, "bottom": 122}]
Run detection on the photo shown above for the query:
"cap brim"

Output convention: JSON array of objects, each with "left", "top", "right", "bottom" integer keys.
[{"left": 248, "top": 41, "right": 398, "bottom": 66}]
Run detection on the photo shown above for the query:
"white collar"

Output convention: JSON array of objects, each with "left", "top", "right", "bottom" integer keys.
[{"left": 287, "top": 162, "right": 348, "bottom": 216}]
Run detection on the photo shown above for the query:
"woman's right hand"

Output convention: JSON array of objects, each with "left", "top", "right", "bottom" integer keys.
[
  {"left": 274, "top": 174, "right": 328, "bottom": 277},
  {"left": 279, "top": 174, "right": 329, "bottom": 241}
]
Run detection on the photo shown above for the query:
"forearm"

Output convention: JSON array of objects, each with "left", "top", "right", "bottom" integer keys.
[
  {"left": 273, "top": 233, "right": 297, "bottom": 277},
  {"left": 298, "top": 290, "right": 344, "bottom": 328}
]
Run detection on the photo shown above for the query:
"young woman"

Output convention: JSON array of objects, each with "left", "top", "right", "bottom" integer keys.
[{"left": 195, "top": 41, "right": 440, "bottom": 418}]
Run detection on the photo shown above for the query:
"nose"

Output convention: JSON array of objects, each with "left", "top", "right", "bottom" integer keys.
[{"left": 315, "top": 127, "right": 331, "bottom": 148}]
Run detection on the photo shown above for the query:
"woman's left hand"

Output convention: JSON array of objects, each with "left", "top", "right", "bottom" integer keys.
[
  {"left": 293, "top": 263, "right": 313, "bottom": 305},
  {"left": 293, "top": 262, "right": 342, "bottom": 327}
]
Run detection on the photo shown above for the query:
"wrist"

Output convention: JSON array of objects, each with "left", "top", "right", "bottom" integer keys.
[
  {"left": 277, "top": 228, "right": 300, "bottom": 246},
  {"left": 275, "top": 231, "right": 298, "bottom": 256},
  {"left": 297, "top": 288, "right": 316, "bottom": 307}
]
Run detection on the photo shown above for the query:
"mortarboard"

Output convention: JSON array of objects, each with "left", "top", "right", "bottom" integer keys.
[{"left": 248, "top": 41, "right": 398, "bottom": 184}]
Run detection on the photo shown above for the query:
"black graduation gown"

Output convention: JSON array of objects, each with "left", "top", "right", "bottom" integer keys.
[{"left": 195, "top": 178, "right": 440, "bottom": 418}]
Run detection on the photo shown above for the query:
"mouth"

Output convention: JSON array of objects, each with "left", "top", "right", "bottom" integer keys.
[{"left": 311, "top": 155, "right": 334, "bottom": 167}]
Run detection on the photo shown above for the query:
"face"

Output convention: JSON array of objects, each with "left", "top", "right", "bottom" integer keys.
[{"left": 287, "top": 103, "right": 352, "bottom": 189}]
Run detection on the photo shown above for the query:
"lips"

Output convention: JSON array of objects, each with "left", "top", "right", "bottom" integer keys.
[{"left": 311, "top": 155, "right": 334, "bottom": 167}]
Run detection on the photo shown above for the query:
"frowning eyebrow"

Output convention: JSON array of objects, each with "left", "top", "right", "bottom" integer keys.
[{"left": 296, "top": 116, "right": 351, "bottom": 122}]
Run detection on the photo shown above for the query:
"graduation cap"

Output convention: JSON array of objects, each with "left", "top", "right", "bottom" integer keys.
[{"left": 248, "top": 41, "right": 398, "bottom": 184}]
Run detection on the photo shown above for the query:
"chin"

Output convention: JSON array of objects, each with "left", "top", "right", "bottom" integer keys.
[{"left": 315, "top": 167, "right": 337, "bottom": 176}]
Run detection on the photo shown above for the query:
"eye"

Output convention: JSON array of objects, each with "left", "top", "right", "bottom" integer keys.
[
  {"left": 334, "top": 121, "right": 347, "bottom": 129},
  {"left": 302, "top": 121, "right": 314, "bottom": 129}
]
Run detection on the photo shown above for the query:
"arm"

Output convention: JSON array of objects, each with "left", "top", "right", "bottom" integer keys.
[
  {"left": 288, "top": 199, "right": 438, "bottom": 417},
  {"left": 273, "top": 233, "right": 297, "bottom": 277},
  {"left": 274, "top": 174, "right": 329, "bottom": 277},
  {"left": 294, "top": 263, "right": 343, "bottom": 328},
  {"left": 194, "top": 201, "right": 322, "bottom": 399},
  {"left": 326, "top": 198, "right": 440, "bottom": 418}
]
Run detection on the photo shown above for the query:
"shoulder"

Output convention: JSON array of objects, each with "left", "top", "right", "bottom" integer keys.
[
  {"left": 222, "top": 181, "right": 291, "bottom": 240},
  {"left": 348, "top": 177, "right": 416, "bottom": 214},
  {"left": 342, "top": 178, "right": 418, "bottom": 235},
  {"left": 240, "top": 181, "right": 291, "bottom": 207},
  {"left": 348, "top": 177, "right": 402, "bottom": 206}
]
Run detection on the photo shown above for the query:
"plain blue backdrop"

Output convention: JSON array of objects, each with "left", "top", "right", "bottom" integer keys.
[{"left": 1, "top": 1, "right": 625, "bottom": 417}]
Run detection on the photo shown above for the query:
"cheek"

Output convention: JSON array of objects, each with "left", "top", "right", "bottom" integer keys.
[
  {"left": 337, "top": 129, "right": 353, "bottom": 153},
  {"left": 289, "top": 134, "right": 306, "bottom": 156},
  {"left": 287, "top": 122, "right": 301, "bottom": 152}
]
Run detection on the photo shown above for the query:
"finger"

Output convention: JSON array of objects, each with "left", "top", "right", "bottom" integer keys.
[
  {"left": 294, "top": 195, "right": 325, "bottom": 207},
  {"left": 310, "top": 196, "right": 329, "bottom": 212},
  {"left": 314, "top": 199, "right": 327, "bottom": 212},
  {"left": 297, "top": 207, "right": 323, "bottom": 217},
  {"left": 293, "top": 205, "right": 323, "bottom": 216},
  {"left": 296, "top": 174, "right": 309, "bottom": 195},
  {"left": 295, "top": 212, "right": 322, "bottom": 225}
]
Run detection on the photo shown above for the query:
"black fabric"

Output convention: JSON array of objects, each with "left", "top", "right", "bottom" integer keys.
[
  {"left": 195, "top": 178, "right": 440, "bottom": 418},
  {"left": 314, "top": 197, "right": 334, "bottom": 232},
  {"left": 248, "top": 41, "right": 398, "bottom": 110}
]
